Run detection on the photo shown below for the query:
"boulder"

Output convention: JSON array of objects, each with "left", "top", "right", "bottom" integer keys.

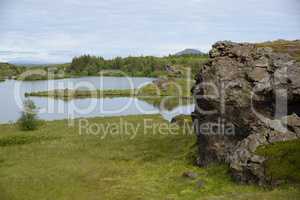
[{"left": 192, "top": 41, "right": 300, "bottom": 184}]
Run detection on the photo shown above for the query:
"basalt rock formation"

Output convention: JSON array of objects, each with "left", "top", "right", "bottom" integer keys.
[{"left": 192, "top": 41, "right": 300, "bottom": 185}]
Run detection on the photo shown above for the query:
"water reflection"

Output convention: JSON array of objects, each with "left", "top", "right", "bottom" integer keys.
[{"left": 0, "top": 77, "right": 194, "bottom": 123}]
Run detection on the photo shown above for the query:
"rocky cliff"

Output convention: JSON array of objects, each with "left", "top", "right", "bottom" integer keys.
[{"left": 192, "top": 41, "right": 300, "bottom": 185}]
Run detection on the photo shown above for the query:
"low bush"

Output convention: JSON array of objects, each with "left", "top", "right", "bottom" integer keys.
[{"left": 17, "top": 99, "right": 40, "bottom": 131}]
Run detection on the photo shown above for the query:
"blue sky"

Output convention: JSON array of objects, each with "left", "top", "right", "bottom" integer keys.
[{"left": 0, "top": 0, "right": 299, "bottom": 63}]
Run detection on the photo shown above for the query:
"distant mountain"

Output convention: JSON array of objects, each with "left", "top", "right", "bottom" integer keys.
[{"left": 175, "top": 48, "right": 205, "bottom": 56}]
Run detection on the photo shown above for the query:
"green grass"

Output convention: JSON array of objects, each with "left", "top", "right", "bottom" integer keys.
[
  {"left": 0, "top": 115, "right": 299, "bottom": 200},
  {"left": 170, "top": 114, "right": 193, "bottom": 126},
  {"left": 256, "top": 40, "right": 300, "bottom": 62},
  {"left": 256, "top": 139, "right": 300, "bottom": 183},
  {"left": 137, "top": 78, "right": 194, "bottom": 98},
  {"left": 0, "top": 135, "right": 60, "bottom": 147}
]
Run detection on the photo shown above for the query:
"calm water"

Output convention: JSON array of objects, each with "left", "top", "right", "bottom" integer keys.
[{"left": 0, "top": 77, "right": 194, "bottom": 123}]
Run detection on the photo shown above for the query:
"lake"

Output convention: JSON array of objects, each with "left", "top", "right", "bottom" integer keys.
[{"left": 0, "top": 76, "right": 194, "bottom": 123}]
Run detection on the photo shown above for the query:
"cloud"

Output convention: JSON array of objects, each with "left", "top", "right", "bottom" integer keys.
[{"left": 0, "top": 0, "right": 299, "bottom": 63}]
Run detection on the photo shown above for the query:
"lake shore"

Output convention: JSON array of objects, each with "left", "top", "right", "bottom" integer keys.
[{"left": 25, "top": 78, "right": 195, "bottom": 99}]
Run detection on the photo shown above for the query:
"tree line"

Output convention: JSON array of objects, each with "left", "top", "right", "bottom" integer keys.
[{"left": 66, "top": 54, "right": 208, "bottom": 77}]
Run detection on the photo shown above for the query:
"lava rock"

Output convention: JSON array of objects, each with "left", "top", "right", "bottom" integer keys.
[{"left": 192, "top": 41, "right": 300, "bottom": 185}]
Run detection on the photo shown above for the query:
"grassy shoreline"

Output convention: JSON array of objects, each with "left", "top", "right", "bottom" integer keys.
[
  {"left": 25, "top": 89, "right": 195, "bottom": 111},
  {"left": 25, "top": 89, "right": 136, "bottom": 98},
  {"left": 0, "top": 114, "right": 299, "bottom": 199},
  {"left": 25, "top": 78, "right": 195, "bottom": 99}
]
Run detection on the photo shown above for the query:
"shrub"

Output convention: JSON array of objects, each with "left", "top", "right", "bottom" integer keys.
[{"left": 18, "top": 99, "right": 39, "bottom": 131}]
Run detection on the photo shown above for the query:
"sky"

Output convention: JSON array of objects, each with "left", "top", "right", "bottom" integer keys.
[{"left": 0, "top": 0, "right": 299, "bottom": 64}]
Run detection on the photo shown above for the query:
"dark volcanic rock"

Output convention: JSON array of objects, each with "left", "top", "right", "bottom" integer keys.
[{"left": 192, "top": 41, "right": 300, "bottom": 185}]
